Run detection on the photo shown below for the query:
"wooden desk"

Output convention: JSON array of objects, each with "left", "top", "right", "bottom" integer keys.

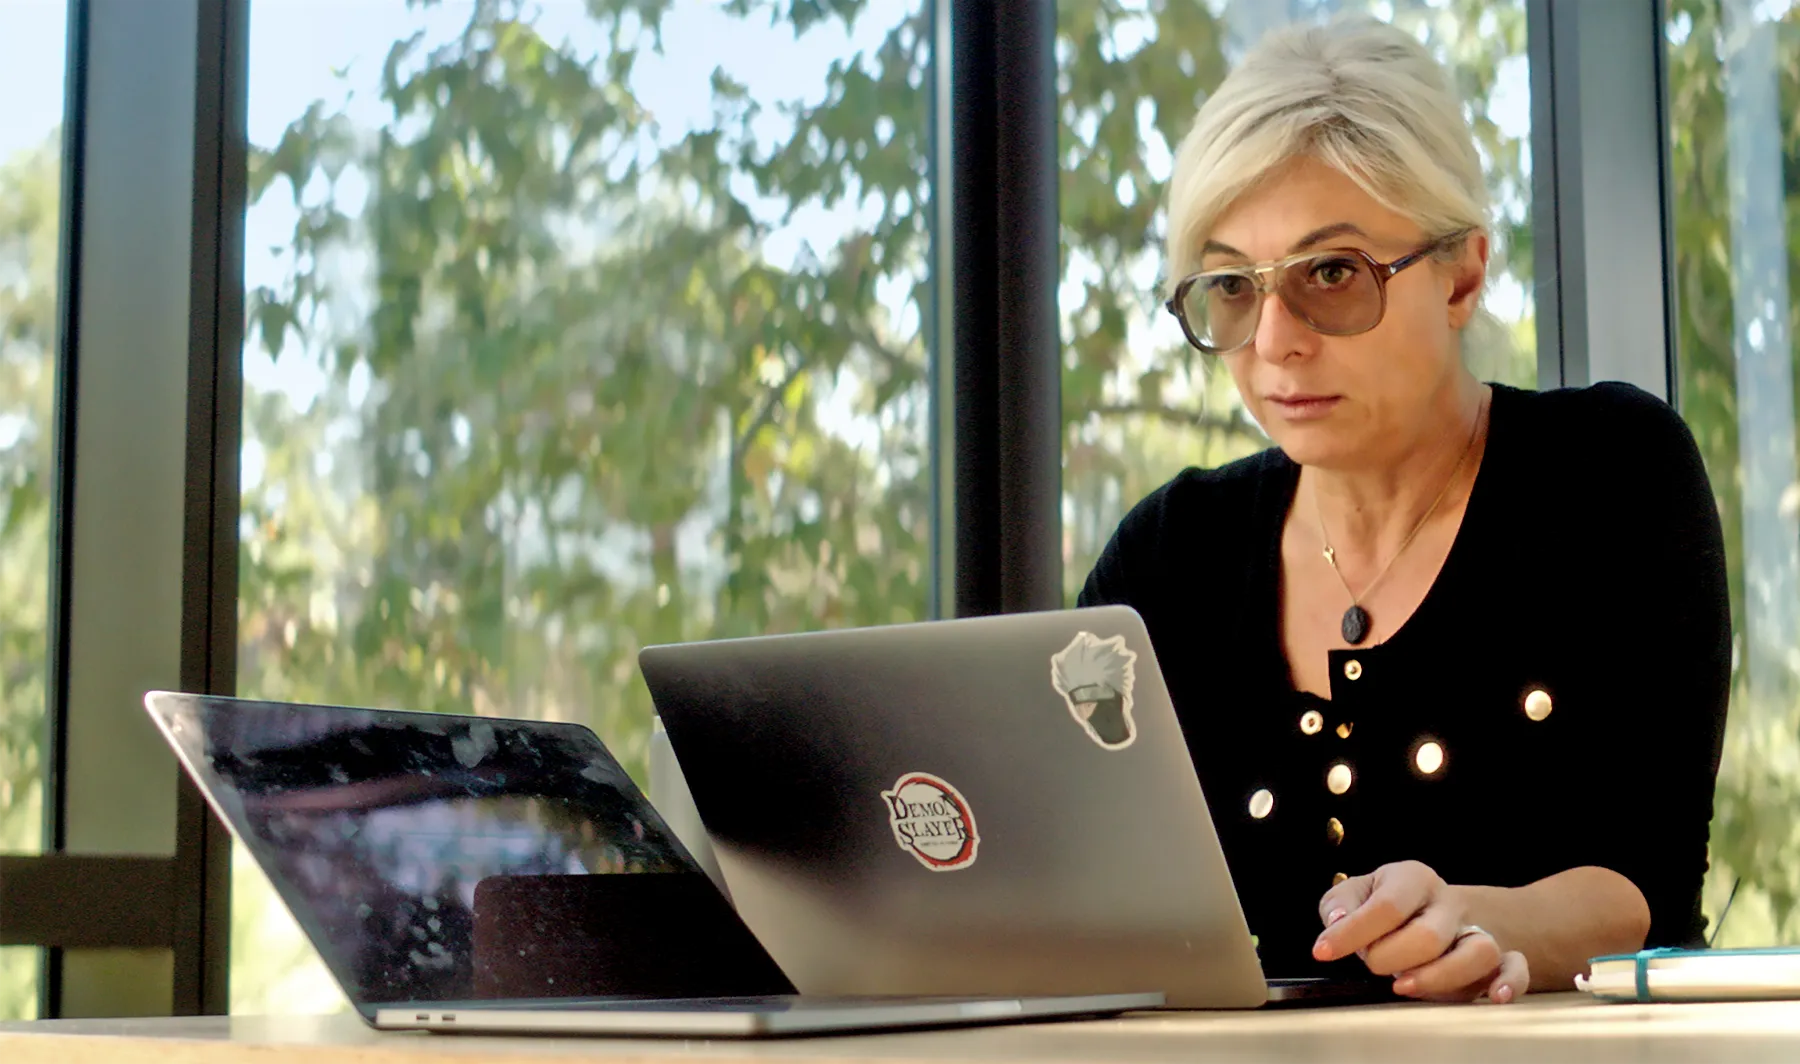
[{"left": 3, "top": 995, "right": 1799, "bottom": 1064}]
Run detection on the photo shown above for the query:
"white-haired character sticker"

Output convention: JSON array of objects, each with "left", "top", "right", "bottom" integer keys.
[{"left": 1050, "top": 631, "right": 1140, "bottom": 750}]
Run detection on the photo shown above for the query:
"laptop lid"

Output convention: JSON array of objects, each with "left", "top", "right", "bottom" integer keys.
[
  {"left": 142, "top": 691, "right": 793, "bottom": 1022},
  {"left": 640, "top": 605, "right": 1270, "bottom": 1009}
]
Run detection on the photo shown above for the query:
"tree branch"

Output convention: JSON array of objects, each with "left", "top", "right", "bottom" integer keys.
[
  {"left": 736, "top": 361, "right": 809, "bottom": 458},
  {"left": 846, "top": 320, "right": 926, "bottom": 386}
]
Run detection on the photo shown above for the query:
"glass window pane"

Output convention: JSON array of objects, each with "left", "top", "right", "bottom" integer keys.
[
  {"left": 1667, "top": 0, "right": 1800, "bottom": 947},
  {"left": 0, "top": 948, "right": 41, "bottom": 1022},
  {"left": 0, "top": 0, "right": 63, "bottom": 1018},
  {"left": 235, "top": 0, "right": 937, "bottom": 1013},
  {"left": 1059, "top": 1, "right": 1535, "bottom": 601},
  {"left": 0, "top": 0, "right": 64, "bottom": 859}
]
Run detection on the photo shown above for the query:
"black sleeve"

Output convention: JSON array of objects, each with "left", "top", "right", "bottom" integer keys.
[{"left": 1566, "top": 383, "right": 1731, "bottom": 947}]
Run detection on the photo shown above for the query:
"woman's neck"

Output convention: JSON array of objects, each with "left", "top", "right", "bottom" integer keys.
[{"left": 1302, "top": 379, "right": 1490, "bottom": 575}]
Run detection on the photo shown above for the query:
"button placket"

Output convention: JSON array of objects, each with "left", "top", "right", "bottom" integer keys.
[
  {"left": 1321, "top": 650, "right": 1372, "bottom": 892},
  {"left": 1325, "top": 652, "right": 1364, "bottom": 800}
]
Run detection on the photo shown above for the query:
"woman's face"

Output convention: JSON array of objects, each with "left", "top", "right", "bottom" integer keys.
[{"left": 1199, "top": 156, "right": 1487, "bottom": 470}]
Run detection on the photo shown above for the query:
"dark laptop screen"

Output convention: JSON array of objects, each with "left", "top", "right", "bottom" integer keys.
[{"left": 150, "top": 694, "right": 789, "bottom": 1010}]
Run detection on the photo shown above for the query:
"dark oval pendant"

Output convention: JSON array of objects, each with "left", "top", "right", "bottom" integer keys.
[{"left": 1341, "top": 605, "right": 1371, "bottom": 645}]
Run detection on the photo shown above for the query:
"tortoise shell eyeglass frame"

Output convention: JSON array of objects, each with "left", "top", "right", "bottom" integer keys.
[{"left": 1163, "top": 229, "right": 1476, "bottom": 355}]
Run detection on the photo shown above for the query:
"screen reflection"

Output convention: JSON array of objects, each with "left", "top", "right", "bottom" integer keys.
[{"left": 172, "top": 700, "right": 701, "bottom": 1004}]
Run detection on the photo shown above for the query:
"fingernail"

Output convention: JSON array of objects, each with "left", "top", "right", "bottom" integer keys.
[
  {"left": 1393, "top": 976, "right": 1416, "bottom": 995},
  {"left": 1326, "top": 908, "right": 1347, "bottom": 927},
  {"left": 1493, "top": 985, "right": 1514, "bottom": 1004},
  {"left": 1312, "top": 936, "right": 1334, "bottom": 962}
]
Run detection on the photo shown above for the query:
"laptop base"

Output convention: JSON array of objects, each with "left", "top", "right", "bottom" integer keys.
[{"left": 374, "top": 992, "right": 1166, "bottom": 1037}]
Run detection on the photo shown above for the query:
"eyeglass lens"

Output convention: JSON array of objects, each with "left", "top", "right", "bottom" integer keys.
[{"left": 1179, "top": 252, "right": 1384, "bottom": 352}]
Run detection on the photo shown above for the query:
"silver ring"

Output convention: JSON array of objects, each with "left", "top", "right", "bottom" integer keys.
[{"left": 1452, "top": 924, "right": 1493, "bottom": 947}]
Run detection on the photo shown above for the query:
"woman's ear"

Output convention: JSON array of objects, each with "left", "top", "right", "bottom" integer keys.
[{"left": 1445, "top": 230, "right": 1490, "bottom": 329}]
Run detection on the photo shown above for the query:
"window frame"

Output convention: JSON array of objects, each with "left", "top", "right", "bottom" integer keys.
[{"left": 1528, "top": 0, "right": 1678, "bottom": 397}]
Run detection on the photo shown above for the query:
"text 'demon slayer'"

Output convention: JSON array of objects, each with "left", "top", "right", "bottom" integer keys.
[{"left": 880, "top": 772, "right": 979, "bottom": 871}]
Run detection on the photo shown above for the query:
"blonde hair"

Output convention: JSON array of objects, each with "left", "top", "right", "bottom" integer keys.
[{"left": 1164, "top": 17, "right": 1489, "bottom": 294}]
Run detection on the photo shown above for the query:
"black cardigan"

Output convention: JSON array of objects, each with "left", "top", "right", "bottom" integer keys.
[{"left": 1077, "top": 382, "right": 1731, "bottom": 979}]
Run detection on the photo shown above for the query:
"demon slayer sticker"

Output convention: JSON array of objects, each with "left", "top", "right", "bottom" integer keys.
[
  {"left": 1051, "top": 631, "right": 1139, "bottom": 750},
  {"left": 881, "top": 772, "right": 980, "bottom": 871}
]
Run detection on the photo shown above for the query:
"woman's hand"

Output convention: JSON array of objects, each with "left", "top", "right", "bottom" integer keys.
[{"left": 1314, "top": 860, "right": 1530, "bottom": 1003}]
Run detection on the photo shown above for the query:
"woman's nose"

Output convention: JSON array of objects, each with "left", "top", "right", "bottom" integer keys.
[{"left": 1252, "top": 286, "right": 1317, "bottom": 364}]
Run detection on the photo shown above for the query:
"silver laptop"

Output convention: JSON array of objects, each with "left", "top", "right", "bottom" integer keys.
[
  {"left": 641, "top": 605, "right": 1390, "bottom": 1009},
  {"left": 142, "top": 690, "right": 1161, "bottom": 1036}
]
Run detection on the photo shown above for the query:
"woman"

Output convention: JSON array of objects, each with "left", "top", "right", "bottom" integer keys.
[{"left": 1078, "top": 18, "right": 1730, "bottom": 1003}]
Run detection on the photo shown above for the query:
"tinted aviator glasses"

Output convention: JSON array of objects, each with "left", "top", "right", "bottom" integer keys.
[{"left": 1164, "top": 230, "right": 1472, "bottom": 355}]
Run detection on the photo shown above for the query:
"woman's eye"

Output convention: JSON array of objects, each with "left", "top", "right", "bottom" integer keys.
[
  {"left": 1309, "top": 259, "right": 1360, "bottom": 287},
  {"left": 1205, "top": 275, "right": 1252, "bottom": 298}
]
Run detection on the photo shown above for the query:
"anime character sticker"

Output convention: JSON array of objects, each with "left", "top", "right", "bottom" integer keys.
[{"left": 1050, "top": 631, "right": 1139, "bottom": 750}]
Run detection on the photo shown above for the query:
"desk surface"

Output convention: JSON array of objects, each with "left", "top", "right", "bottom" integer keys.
[{"left": 3, "top": 995, "right": 1800, "bottom": 1064}]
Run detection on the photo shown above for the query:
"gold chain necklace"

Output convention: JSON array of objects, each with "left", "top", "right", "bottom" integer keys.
[{"left": 1315, "top": 392, "right": 1487, "bottom": 646}]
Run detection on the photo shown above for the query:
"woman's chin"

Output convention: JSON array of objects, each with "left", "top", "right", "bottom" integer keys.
[{"left": 1268, "top": 425, "right": 1364, "bottom": 469}]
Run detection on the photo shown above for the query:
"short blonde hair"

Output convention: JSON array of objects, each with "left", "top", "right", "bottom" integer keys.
[{"left": 1164, "top": 17, "right": 1489, "bottom": 294}]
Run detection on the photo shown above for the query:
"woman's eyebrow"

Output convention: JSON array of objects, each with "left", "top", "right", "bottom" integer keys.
[
  {"left": 1290, "top": 222, "right": 1368, "bottom": 251},
  {"left": 1200, "top": 222, "right": 1371, "bottom": 262}
]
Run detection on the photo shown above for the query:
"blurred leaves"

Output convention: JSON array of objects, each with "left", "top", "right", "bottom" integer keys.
[
  {"left": 2, "top": 0, "right": 1796, "bottom": 1025},
  {"left": 238, "top": 0, "right": 936, "bottom": 790},
  {"left": 1667, "top": 0, "right": 1800, "bottom": 945},
  {"left": 0, "top": 134, "right": 57, "bottom": 866}
]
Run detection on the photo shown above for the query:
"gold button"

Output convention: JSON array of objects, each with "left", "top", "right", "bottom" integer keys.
[
  {"left": 1326, "top": 817, "right": 1344, "bottom": 845},
  {"left": 1332, "top": 872, "right": 1348, "bottom": 886},
  {"left": 1343, "top": 660, "right": 1363, "bottom": 681},
  {"left": 1524, "top": 689, "right": 1553, "bottom": 721},
  {"left": 1248, "top": 788, "right": 1274, "bottom": 819},
  {"left": 1336, "top": 722, "right": 1353, "bottom": 739},
  {"left": 1414, "top": 740, "right": 1445, "bottom": 775},
  {"left": 1327, "top": 762, "right": 1353, "bottom": 795},
  {"left": 1300, "top": 710, "right": 1323, "bottom": 735}
]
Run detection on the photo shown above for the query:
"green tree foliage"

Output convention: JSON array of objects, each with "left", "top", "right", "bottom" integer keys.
[
  {"left": 0, "top": 132, "right": 56, "bottom": 1021},
  {"left": 1, "top": 0, "right": 1793, "bottom": 1020},
  {"left": 0, "top": 135, "right": 53, "bottom": 860},
  {"left": 245, "top": 0, "right": 938, "bottom": 783},
  {"left": 224, "top": 0, "right": 1544, "bottom": 1006},
  {"left": 244, "top": 0, "right": 1534, "bottom": 775},
  {"left": 1666, "top": 0, "right": 1800, "bottom": 944}
]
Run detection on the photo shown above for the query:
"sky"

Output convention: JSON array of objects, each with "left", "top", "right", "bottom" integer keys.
[{"left": 0, "top": 0, "right": 67, "bottom": 159}]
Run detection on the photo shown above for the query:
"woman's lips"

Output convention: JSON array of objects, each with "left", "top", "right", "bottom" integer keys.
[{"left": 1267, "top": 394, "right": 1343, "bottom": 420}]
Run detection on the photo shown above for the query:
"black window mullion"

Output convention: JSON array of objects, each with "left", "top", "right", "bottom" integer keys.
[{"left": 951, "top": 0, "right": 1062, "bottom": 617}]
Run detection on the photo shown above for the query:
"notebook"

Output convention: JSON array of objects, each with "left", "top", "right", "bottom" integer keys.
[{"left": 1577, "top": 946, "right": 1800, "bottom": 1002}]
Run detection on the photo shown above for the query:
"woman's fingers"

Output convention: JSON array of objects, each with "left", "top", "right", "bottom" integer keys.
[
  {"left": 1485, "top": 950, "right": 1530, "bottom": 1004},
  {"left": 1316, "top": 873, "right": 1372, "bottom": 928},
  {"left": 1359, "top": 898, "right": 1460, "bottom": 976},
  {"left": 1315, "top": 862, "right": 1437, "bottom": 962},
  {"left": 1390, "top": 926, "right": 1503, "bottom": 1000}
]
